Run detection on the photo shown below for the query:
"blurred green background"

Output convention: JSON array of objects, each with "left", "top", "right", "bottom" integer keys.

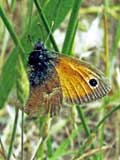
[{"left": 0, "top": 0, "right": 120, "bottom": 160}]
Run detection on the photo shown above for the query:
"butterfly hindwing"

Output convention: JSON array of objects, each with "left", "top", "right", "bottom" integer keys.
[{"left": 25, "top": 68, "right": 63, "bottom": 117}]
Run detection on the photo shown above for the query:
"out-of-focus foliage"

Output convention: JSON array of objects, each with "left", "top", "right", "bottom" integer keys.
[{"left": 0, "top": 0, "right": 120, "bottom": 160}]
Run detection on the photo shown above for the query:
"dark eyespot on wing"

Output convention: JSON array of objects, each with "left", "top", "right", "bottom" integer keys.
[{"left": 89, "top": 78, "right": 98, "bottom": 87}]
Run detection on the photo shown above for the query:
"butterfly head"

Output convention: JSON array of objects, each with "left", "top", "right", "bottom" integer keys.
[
  {"left": 34, "top": 40, "right": 44, "bottom": 50},
  {"left": 28, "top": 41, "right": 57, "bottom": 87},
  {"left": 28, "top": 41, "right": 51, "bottom": 70}
]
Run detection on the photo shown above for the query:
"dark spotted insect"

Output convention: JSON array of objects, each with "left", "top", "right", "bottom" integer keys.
[{"left": 25, "top": 41, "right": 111, "bottom": 117}]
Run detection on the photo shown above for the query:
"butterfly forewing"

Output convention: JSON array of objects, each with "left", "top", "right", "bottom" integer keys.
[{"left": 55, "top": 56, "right": 111, "bottom": 105}]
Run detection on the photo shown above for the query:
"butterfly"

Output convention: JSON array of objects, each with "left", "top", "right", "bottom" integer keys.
[{"left": 25, "top": 41, "right": 111, "bottom": 117}]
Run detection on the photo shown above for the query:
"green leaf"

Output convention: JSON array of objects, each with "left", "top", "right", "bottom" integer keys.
[
  {"left": 27, "top": 0, "right": 74, "bottom": 43},
  {"left": 0, "top": 49, "right": 18, "bottom": 108},
  {"left": 43, "top": 0, "right": 74, "bottom": 30}
]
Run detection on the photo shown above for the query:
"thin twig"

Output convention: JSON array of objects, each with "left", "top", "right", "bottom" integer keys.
[
  {"left": 7, "top": 108, "right": 19, "bottom": 160},
  {"left": 21, "top": 108, "right": 24, "bottom": 160},
  {"left": 103, "top": 6, "right": 109, "bottom": 76},
  {"left": 76, "top": 145, "right": 112, "bottom": 160},
  {"left": 0, "top": 138, "right": 7, "bottom": 160},
  {"left": 30, "top": 138, "right": 43, "bottom": 160}
]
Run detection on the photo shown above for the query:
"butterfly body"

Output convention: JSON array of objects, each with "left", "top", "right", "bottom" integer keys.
[{"left": 25, "top": 41, "right": 111, "bottom": 117}]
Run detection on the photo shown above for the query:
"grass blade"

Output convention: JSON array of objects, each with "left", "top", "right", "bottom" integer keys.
[
  {"left": 62, "top": 0, "right": 83, "bottom": 55},
  {"left": 110, "top": 20, "right": 120, "bottom": 76},
  {"left": 0, "top": 7, "right": 25, "bottom": 57},
  {"left": 7, "top": 108, "right": 19, "bottom": 160}
]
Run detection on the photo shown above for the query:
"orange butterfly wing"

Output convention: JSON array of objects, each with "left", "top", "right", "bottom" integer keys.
[{"left": 55, "top": 56, "right": 111, "bottom": 104}]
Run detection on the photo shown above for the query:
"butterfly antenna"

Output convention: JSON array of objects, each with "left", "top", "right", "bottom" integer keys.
[
  {"left": 44, "top": 21, "right": 55, "bottom": 46},
  {"left": 27, "top": 34, "right": 34, "bottom": 48}
]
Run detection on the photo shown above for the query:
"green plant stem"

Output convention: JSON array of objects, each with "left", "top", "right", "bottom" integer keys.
[
  {"left": 110, "top": 20, "right": 120, "bottom": 77},
  {"left": 11, "top": 0, "right": 16, "bottom": 11},
  {"left": 100, "top": 19, "right": 108, "bottom": 157},
  {"left": 33, "top": 0, "right": 59, "bottom": 52},
  {"left": 93, "top": 104, "right": 120, "bottom": 132},
  {"left": 0, "top": 28, "right": 9, "bottom": 71},
  {"left": 24, "top": 0, "right": 33, "bottom": 35},
  {"left": 75, "top": 105, "right": 95, "bottom": 159},
  {"left": 31, "top": 116, "right": 51, "bottom": 160},
  {"left": 103, "top": 7, "right": 109, "bottom": 76},
  {"left": 97, "top": 2, "right": 110, "bottom": 159},
  {"left": 115, "top": 110, "right": 120, "bottom": 159},
  {"left": 31, "top": 137, "right": 43, "bottom": 160},
  {"left": 7, "top": 108, "right": 19, "bottom": 160},
  {"left": 67, "top": 19, "right": 79, "bottom": 55},
  {"left": 21, "top": 108, "right": 24, "bottom": 160},
  {"left": 0, "top": 138, "right": 6, "bottom": 160},
  {"left": 76, "top": 105, "right": 90, "bottom": 136},
  {"left": 0, "top": 6, "right": 25, "bottom": 61},
  {"left": 62, "top": 0, "right": 83, "bottom": 55},
  {"left": 98, "top": 104, "right": 104, "bottom": 160}
]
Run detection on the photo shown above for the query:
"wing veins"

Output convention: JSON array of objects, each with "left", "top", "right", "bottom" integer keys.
[
  {"left": 62, "top": 81, "right": 74, "bottom": 103},
  {"left": 68, "top": 62, "right": 97, "bottom": 100}
]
